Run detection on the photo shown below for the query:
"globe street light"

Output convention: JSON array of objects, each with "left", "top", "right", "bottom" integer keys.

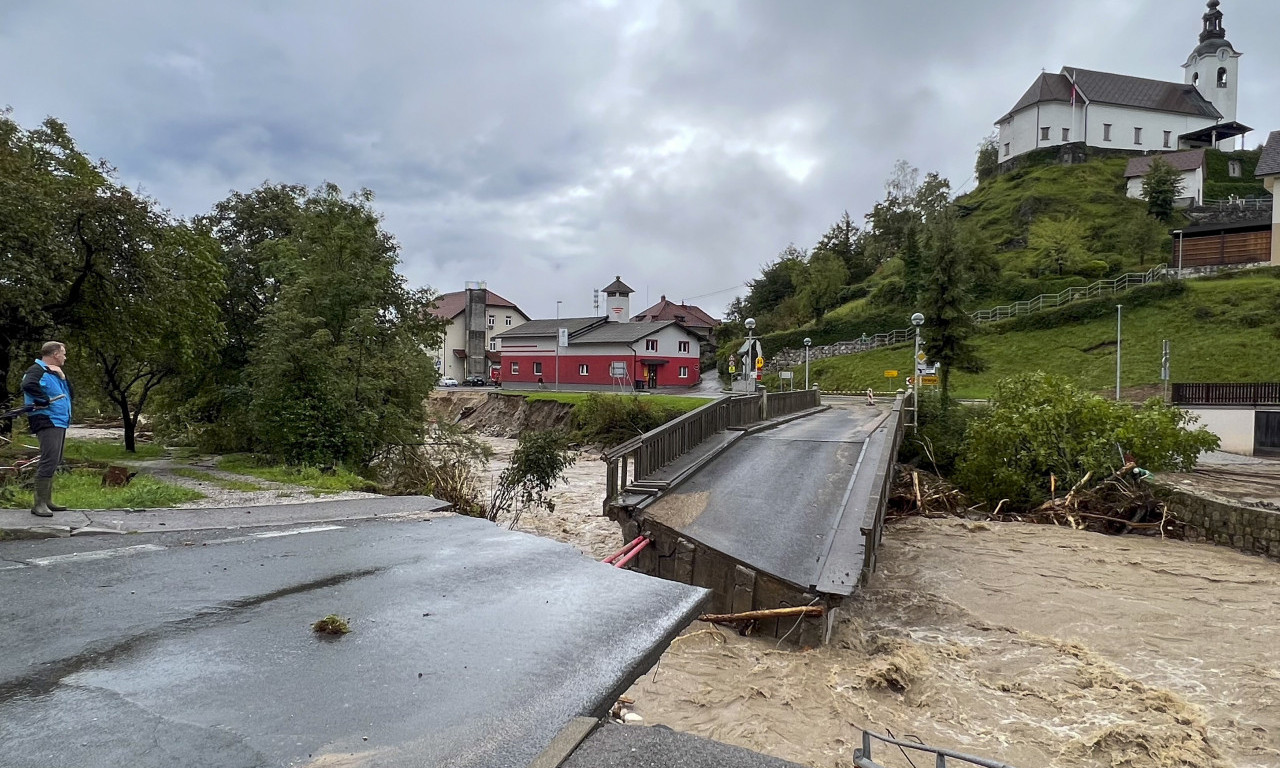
[
  {"left": 803, "top": 337, "right": 812, "bottom": 390},
  {"left": 744, "top": 318, "right": 757, "bottom": 390},
  {"left": 910, "top": 312, "right": 925, "bottom": 429}
]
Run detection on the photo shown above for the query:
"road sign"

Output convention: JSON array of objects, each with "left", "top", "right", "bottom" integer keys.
[
  {"left": 779, "top": 371, "right": 792, "bottom": 379},
  {"left": 729, "top": 364, "right": 736, "bottom": 374},
  {"left": 755, "top": 356, "right": 764, "bottom": 370},
  {"left": 906, "top": 376, "right": 913, "bottom": 386},
  {"left": 916, "top": 351, "right": 927, "bottom": 363},
  {"left": 884, "top": 370, "right": 898, "bottom": 378},
  {"left": 921, "top": 375, "right": 939, "bottom": 385},
  {"left": 557, "top": 328, "right": 569, "bottom": 348}
]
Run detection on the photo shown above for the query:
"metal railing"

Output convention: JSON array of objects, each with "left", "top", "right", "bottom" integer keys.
[
  {"left": 1200, "top": 197, "right": 1272, "bottom": 212},
  {"left": 773, "top": 265, "right": 1169, "bottom": 367},
  {"left": 764, "top": 388, "right": 821, "bottom": 420},
  {"left": 1172, "top": 382, "right": 1280, "bottom": 406},
  {"left": 854, "top": 730, "right": 1019, "bottom": 768}
]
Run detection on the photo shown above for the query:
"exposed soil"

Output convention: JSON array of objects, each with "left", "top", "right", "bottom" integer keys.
[{"left": 429, "top": 390, "right": 577, "bottom": 439}]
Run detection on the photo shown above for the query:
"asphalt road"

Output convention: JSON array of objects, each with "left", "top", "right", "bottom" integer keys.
[{"left": 0, "top": 516, "right": 708, "bottom": 767}]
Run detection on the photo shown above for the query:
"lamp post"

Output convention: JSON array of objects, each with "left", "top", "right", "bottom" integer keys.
[
  {"left": 743, "top": 318, "right": 756, "bottom": 391},
  {"left": 1172, "top": 229, "right": 1184, "bottom": 274},
  {"left": 1115, "top": 304, "right": 1123, "bottom": 401},
  {"left": 803, "top": 337, "right": 812, "bottom": 390},
  {"left": 910, "top": 313, "right": 924, "bottom": 429}
]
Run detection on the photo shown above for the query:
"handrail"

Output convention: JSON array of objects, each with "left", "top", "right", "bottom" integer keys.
[
  {"left": 772, "top": 264, "right": 1169, "bottom": 367},
  {"left": 854, "top": 729, "right": 1019, "bottom": 768}
]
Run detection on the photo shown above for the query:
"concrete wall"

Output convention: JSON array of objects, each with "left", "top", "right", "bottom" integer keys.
[
  {"left": 999, "top": 101, "right": 1218, "bottom": 161},
  {"left": 1183, "top": 407, "right": 1255, "bottom": 455},
  {"left": 1160, "top": 486, "right": 1280, "bottom": 560}
]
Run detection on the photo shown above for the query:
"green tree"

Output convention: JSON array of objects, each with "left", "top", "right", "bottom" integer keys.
[
  {"left": 743, "top": 245, "right": 805, "bottom": 321},
  {"left": 956, "top": 373, "right": 1218, "bottom": 508},
  {"left": 1117, "top": 214, "right": 1165, "bottom": 266},
  {"left": 796, "top": 250, "right": 849, "bottom": 322},
  {"left": 1029, "top": 216, "right": 1090, "bottom": 276},
  {"left": 920, "top": 209, "right": 984, "bottom": 402},
  {"left": 1141, "top": 158, "right": 1185, "bottom": 222},
  {"left": 975, "top": 133, "right": 1000, "bottom": 185},
  {"left": 487, "top": 429, "right": 577, "bottom": 527},
  {"left": 813, "top": 211, "right": 872, "bottom": 284}
]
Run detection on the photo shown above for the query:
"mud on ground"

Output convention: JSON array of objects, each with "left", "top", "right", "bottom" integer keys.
[{"left": 428, "top": 390, "right": 576, "bottom": 439}]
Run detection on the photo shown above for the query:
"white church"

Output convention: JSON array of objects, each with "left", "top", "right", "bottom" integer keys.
[{"left": 996, "top": 0, "right": 1249, "bottom": 162}]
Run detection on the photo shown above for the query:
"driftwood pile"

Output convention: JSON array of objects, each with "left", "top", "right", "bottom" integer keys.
[{"left": 889, "top": 464, "right": 1183, "bottom": 539}]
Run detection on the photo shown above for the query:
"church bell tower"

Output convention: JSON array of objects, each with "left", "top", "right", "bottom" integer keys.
[{"left": 1183, "top": 0, "right": 1241, "bottom": 149}]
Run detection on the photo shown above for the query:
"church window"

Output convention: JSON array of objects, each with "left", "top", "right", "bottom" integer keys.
[
  {"left": 1003, "top": 142, "right": 1010, "bottom": 157},
  {"left": 1040, "top": 127, "right": 1050, "bottom": 141},
  {"left": 1164, "top": 131, "right": 1172, "bottom": 148},
  {"left": 1062, "top": 128, "right": 1070, "bottom": 142},
  {"left": 1193, "top": 72, "right": 1200, "bottom": 87},
  {"left": 1134, "top": 127, "right": 1143, "bottom": 145},
  {"left": 1103, "top": 124, "right": 1112, "bottom": 141},
  {"left": 1229, "top": 160, "right": 1242, "bottom": 177},
  {"left": 1217, "top": 67, "right": 1228, "bottom": 88}
]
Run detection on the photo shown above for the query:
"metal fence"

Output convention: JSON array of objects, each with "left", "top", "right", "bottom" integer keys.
[
  {"left": 773, "top": 264, "right": 1169, "bottom": 367},
  {"left": 1172, "top": 382, "right": 1280, "bottom": 406},
  {"left": 854, "top": 730, "right": 1019, "bottom": 768}
]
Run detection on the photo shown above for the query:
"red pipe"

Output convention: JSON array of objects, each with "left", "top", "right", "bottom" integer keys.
[
  {"left": 603, "top": 535, "right": 646, "bottom": 564},
  {"left": 613, "top": 537, "right": 651, "bottom": 568}
]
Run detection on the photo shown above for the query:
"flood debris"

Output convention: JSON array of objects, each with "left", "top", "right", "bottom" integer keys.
[{"left": 311, "top": 614, "right": 352, "bottom": 635}]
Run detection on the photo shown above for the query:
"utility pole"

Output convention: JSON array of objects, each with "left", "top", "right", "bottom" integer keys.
[{"left": 1115, "top": 304, "right": 1122, "bottom": 401}]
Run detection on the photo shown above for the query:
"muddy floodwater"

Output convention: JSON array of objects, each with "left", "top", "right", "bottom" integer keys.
[{"left": 478, "top": 435, "right": 1279, "bottom": 768}]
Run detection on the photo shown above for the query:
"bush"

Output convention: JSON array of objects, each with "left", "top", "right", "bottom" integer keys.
[
  {"left": 898, "top": 392, "right": 986, "bottom": 477},
  {"left": 487, "top": 429, "right": 576, "bottom": 527},
  {"left": 377, "top": 421, "right": 493, "bottom": 515},
  {"left": 955, "top": 373, "right": 1218, "bottom": 510},
  {"left": 573, "top": 394, "right": 687, "bottom": 446}
]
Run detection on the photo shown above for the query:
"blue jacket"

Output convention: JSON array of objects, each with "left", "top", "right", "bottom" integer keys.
[{"left": 21, "top": 360, "right": 72, "bottom": 431}]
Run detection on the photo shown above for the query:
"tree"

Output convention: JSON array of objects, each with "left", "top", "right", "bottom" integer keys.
[
  {"left": 1117, "top": 214, "right": 1165, "bottom": 266},
  {"left": 920, "top": 209, "right": 984, "bottom": 402},
  {"left": 813, "top": 211, "right": 872, "bottom": 283},
  {"left": 1029, "top": 217, "right": 1090, "bottom": 276},
  {"left": 1141, "top": 158, "right": 1185, "bottom": 222},
  {"left": 795, "top": 250, "right": 849, "bottom": 322},
  {"left": 975, "top": 133, "right": 1000, "bottom": 185}
]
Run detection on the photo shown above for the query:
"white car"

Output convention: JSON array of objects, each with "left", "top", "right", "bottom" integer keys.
[{"left": 440, "top": 377, "right": 459, "bottom": 387}]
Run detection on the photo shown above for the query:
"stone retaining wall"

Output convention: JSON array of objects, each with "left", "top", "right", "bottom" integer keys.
[{"left": 1159, "top": 485, "right": 1280, "bottom": 560}]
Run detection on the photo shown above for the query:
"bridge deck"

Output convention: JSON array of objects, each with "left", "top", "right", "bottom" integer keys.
[{"left": 645, "top": 404, "right": 889, "bottom": 594}]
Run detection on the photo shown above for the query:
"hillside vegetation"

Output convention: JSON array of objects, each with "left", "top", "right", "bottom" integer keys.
[{"left": 783, "top": 271, "right": 1280, "bottom": 399}]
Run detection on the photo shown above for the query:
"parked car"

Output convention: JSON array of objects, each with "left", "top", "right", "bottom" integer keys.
[
  {"left": 463, "top": 375, "right": 488, "bottom": 387},
  {"left": 440, "top": 377, "right": 459, "bottom": 387}
]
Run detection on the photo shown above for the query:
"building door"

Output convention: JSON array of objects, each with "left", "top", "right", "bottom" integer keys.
[
  {"left": 646, "top": 364, "right": 658, "bottom": 389},
  {"left": 1255, "top": 411, "right": 1280, "bottom": 456}
]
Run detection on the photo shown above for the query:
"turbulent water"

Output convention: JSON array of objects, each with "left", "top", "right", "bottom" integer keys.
[{"left": 625, "top": 518, "right": 1280, "bottom": 768}]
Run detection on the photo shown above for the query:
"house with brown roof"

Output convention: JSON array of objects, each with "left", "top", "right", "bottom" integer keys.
[
  {"left": 1257, "top": 130, "right": 1280, "bottom": 265},
  {"left": 427, "top": 284, "right": 530, "bottom": 381},
  {"left": 1124, "top": 149, "right": 1206, "bottom": 207},
  {"left": 996, "top": 1, "right": 1249, "bottom": 163},
  {"left": 631, "top": 295, "right": 721, "bottom": 341}
]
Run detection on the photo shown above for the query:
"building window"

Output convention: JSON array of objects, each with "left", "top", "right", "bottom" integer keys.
[
  {"left": 1103, "top": 123, "right": 1112, "bottom": 141},
  {"left": 578, "top": 363, "right": 589, "bottom": 376},
  {"left": 645, "top": 339, "right": 657, "bottom": 351},
  {"left": 504, "top": 315, "right": 512, "bottom": 326},
  {"left": 489, "top": 340, "right": 496, "bottom": 351},
  {"left": 1229, "top": 159, "right": 1242, "bottom": 177},
  {"left": 533, "top": 361, "right": 542, "bottom": 375},
  {"left": 510, "top": 361, "right": 519, "bottom": 375},
  {"left": 678, "top": 341, "right": 690, "bottom": 353},
  {"left": 1003, "top": 142, "right": 1010, "bottom": 156},
  {"left": 1192, "top": 72, "right": 1200, "bottom": 87},
  {"left": 487, "top": 314, "right": 495, "bottom": 328},
  {"left": 1062, "top": 128, "right": 1070, "bottom": 141},
  {"left": 678, "top": 366, "right": 689, "bottom": 378},
  {"left": 1040, "top": 127, "right": 1050, "bottom": 141},
  {"left": 1217, "top": 67, "right": 1228, "bottom": 88},
  {"left": 1134, "top": 127, "right": 1142, "bottom": 145},
  {"left": 1164, "top": 131, "right": 1172, "bottom": 148}
]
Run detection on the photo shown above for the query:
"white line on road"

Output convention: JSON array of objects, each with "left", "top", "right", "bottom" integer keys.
[
  {"left": 250, "top": 525, "right": 345, "bottom": 538},
  {"left": 26, "top": 544, "right": 166, "bottom": 567}
]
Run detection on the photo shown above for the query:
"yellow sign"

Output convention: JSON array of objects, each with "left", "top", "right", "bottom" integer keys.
[
  {"left": 755, "top": 356, "right": 764, "bottom": 370},
  {"left": 728, "top": 364, "right": 736, "bottom": 374},
  {"left": 921, "top": 375, "right": 939, "bottom": 385},
  {"left": 916, "top": 351, "right": 927, "bottom": 362},
  {"left": 884, "top": 370, "right": 899, "bottom": 378}
]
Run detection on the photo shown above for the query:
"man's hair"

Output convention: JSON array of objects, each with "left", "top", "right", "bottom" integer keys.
[{"left": 40, "top": 341, "right": 65, "bottom": 357}]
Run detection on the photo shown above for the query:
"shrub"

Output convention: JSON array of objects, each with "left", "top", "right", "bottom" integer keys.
[
  {"left": 573, "top": 394, "right": 685, "bottom": 446},
  {"left": 377, "top": 421, "right": 492, "bottom": 516},
  {"left": 955, "top": 373, "right": 1218, "bottom": 509},
  {"left": 487, "top": 429, "right": 576, "bottom": 527},
  {"left": 898, "top": 392, "right": 986, "bottom": 478}
]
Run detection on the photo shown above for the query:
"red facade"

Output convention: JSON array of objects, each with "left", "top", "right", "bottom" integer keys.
[{"left": 500, "top": 351, "right": 697, "bottom": 388}]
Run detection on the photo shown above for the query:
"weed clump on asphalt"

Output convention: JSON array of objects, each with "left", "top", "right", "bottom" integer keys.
[{"left": 312, "top": 614, "right": 351, "bottom": 635}]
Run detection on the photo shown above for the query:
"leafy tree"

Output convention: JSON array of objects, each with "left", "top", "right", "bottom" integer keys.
[
  {"left": 742, "top": 245, "right": 805, "bottom": 321},
  {"left": 814, "top": 211, "right": 872, "bottom": 284},
  {"left": 1117, "top": 214, "right": 1166, "bottom": 266},
  {"left": 864, "top": 163, "right": 952, "bottom": 277},
  {"left": 1029, "top": 216, "right": 1090, "bottom": 275},
  {"left": 1141, "top": 158, "right": 1185, "bottom": 222},
  {"left": 920, "top": 209, "right": 984, "bottom": 402},
  {"left": 487, "top": 429, "right": 577, "bottom": 528},
  {"left": 956, "top": 373, "right": 1219, "bottom": 509},
  {"left": 796, "top": 250, "right": 848, "bottom": 322},
  {"left": 975, "top": 133, "right": 1000, "bottom": 185}
]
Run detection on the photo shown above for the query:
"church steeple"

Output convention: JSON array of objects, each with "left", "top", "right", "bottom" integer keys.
[{"left": 1199, "top": 0, "right": 1226, "bottom": 44}]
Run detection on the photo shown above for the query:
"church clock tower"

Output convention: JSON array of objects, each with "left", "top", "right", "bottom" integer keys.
[{"left": 1184, "top": 0, "right": 1241, "bottom": 149}]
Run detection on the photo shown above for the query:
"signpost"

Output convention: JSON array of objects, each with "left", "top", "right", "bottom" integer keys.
[{"left": 884, "top": 370, "right": 898, "bottom": 378}]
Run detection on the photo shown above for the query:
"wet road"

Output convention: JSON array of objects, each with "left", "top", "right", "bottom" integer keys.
[{"left": 0, "top": 517, "right": 708, "bottom": 767}]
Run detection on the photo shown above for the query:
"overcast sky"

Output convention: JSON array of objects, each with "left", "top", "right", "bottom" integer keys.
[{"left": 3, "top": 0, "right": 1276, "bottom": 321}]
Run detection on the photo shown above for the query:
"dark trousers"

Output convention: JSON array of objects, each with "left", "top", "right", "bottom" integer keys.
[{"left": 35, "top": 427, "right": 65, "bottom": 479}]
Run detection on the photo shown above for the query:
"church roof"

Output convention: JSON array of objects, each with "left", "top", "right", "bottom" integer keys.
[
  {"left": 998, "top": 68, "right": 1221, "bottom": 124},
  {"left": 1256, "top": 131, "right": 1280, "bottom": 178}
]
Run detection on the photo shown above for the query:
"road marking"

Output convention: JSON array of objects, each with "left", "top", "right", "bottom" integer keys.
[
  {"left": 250, "top": 525, "right": 345, "bottom": 538},
  {"left": 0, "top": 563, "right": 30, "bottom": 571},
  {"left": 26, "top": 544, "right": 166, "bottom": 567}
]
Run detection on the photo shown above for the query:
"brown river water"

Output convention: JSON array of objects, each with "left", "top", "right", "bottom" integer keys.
[{"left": 480, "top": 436, "right": 1280, "bottom": 768}]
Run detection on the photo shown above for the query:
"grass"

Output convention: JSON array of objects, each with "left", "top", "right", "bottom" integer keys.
[
  {"left": 311, "top": 614, "right": 351, "bottom": 635},
  {"left": 170, "top": 467, "right": 267, "bottom": 492},
  {"left": 216, "top": 455, "right": 378, "bottom": 492},
  {"left": 63, "top": 438, "right": 165, "bottom": 462},
  {"left": 787, "top": 273, "right": 1280, "bottom": 399},
  {"left": 0, "top": 469, "right": 203, "bottom": 509}
]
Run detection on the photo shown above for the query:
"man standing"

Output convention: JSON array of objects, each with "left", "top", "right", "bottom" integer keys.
[{"left": 21, "top": 341, "right": 72, "bottom": 517}]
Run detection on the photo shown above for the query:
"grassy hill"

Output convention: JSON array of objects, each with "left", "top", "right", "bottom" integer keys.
[{"left": 781, "top": 270, "right": 1280, "bottom": 399}]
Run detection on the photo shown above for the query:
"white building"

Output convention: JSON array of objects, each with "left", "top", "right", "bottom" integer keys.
[
  {"left": 996, "top": 1, "right": 1248, "bottom": 162},
  {"left": 427, "top": 284, "right": 530, "bottom": 381},
  {"left": 1123, "top": 149, "right": 1206, "bottom": 207},
  {"left": 1257, "top": 130, "right": 1280, "bottom": 265}
]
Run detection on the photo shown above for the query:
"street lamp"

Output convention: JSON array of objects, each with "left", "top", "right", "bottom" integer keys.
[
  {"left": 744, "top": 318, "right": 756, "bottom": 390},
  {"left": 910, "top": 313, "right": 925, "bottom": 429},
  {"left": 1171, "top": 229, "right": 1184, "bottom": 273},
  {"left": 803, "top": 337, "right": 812, "bottom": 390}
]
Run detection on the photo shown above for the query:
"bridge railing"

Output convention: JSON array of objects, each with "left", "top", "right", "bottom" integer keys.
[
  {"left": 854, "top": 729, "right": 1019, "bottom": 768},
  {"left": 764, "top": 388, "right": 821, "bottom": 420}
]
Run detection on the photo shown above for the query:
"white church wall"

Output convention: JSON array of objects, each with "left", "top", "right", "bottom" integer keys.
[{"left": 1084, "top": 104, "right": 1212, "bottom": 153}]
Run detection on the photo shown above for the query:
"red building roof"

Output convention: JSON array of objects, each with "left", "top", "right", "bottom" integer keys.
[
  {"left": 429, "top": 289, "right": 526, "bottom": 320},
  {"left": 631, "top": 296, "right": 720, "bottom": 328}
]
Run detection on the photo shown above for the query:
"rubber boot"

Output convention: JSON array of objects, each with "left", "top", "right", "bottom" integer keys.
[
  {"left": 46, "top": 478, "right": 68, "bottom": 512},
  {"left": 30, "top": 476, "right": 54, "bottom": 517}
]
